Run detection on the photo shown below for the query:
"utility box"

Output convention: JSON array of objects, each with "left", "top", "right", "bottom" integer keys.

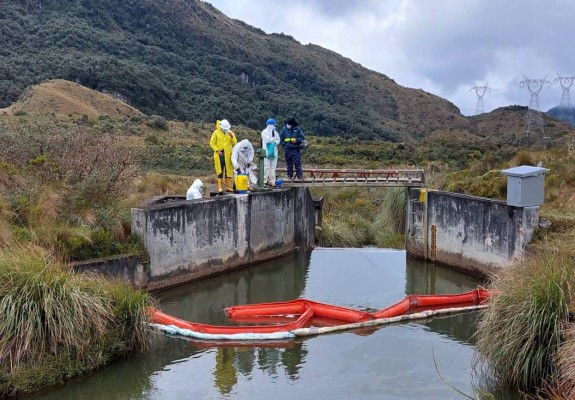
[{"left": 501, "top": 165, "right": 549, "bottom": 207}]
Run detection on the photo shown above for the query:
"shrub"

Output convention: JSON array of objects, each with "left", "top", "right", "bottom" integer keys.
[
  {"left": 12, "top": 110, "right": 27, "bottom": 116},
  {"left": 144, "top": 134, "right": 160, "bottom": 145},
  {"left": 62, "top": 227, "right": 114, "bottom": 260},
  {"left": 146, "top": 115, "right": 169, "bottom": 131}
]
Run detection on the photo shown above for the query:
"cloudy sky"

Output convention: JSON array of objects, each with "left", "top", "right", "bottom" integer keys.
[{"left": 207, "top": 0, "right": 574, "bottom": 116}]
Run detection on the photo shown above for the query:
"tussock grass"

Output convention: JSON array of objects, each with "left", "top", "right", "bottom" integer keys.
[
  {"left": 554, "top": 324, "right": 575, "bottom": 399},
  {"left": 322, "top": 215, "right": 371, "bottom": 248},
  {"left": 372, "top": 188, "right": 407, "bottom": 248},
  {"left": 379, "top": 187, "right": 407, "bottom": 234},
  {"left": 0, "top": 246, "right": 112, "bottom": 369},
  {"left": 104, "top": 282, "right": 154, "bottom": 354},
  {"left": 0, "top": 195, "right": 14, "bottom": 246},
  {"left": 0, "top": 217, "right": 13, "bottom": 246},
  {"left": 316, "top": 188, "right": 407, "bottom": 249},
  {"left": 475, "top": 247, "right": 575, "bottom": 392},
  {"left": 510, "top": 150, "right": 536, "bottom": 167},
  {"left": 0, "top": 245, "right": 154, "bottom": 386}
]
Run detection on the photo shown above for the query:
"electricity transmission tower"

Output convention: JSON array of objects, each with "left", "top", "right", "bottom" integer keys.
[
  {"left": 470, "top": 83, "right": 490, "bottom": 115},
  {"left": 553, "top": 74, "right": 575, "bottom": 123},
  {"left": 519, "top": 75, "right": 551, "bottom": 136}
]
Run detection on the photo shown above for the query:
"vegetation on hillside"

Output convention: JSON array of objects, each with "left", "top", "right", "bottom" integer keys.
[
  {"left": 0, "top": 116, "right": 146, "bottom": 261},
  {"left": 3, "top": 1, "right": 571, "bottom": 142},
  {"left": 1, "top": 105, "right": 571, "bottom": 259}
]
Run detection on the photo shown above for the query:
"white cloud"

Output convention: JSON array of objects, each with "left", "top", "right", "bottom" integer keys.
[{"left": 206, "top": 0, "right": 575, "bottom": 115}]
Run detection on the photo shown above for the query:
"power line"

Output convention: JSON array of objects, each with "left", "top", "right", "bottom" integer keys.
[
  {"left": 553, "top": 73, "right": 575, "bottom": 122},
  {"left": 470, "top": 82, "right": 490, "bottom": 115},
  {"left": 519, "top": 75, "right": 551, "bottom": 136}
]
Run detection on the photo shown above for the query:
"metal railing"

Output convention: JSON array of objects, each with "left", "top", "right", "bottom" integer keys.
[{"left": 277, "top": 168, "right": 425, "bottom": 187}]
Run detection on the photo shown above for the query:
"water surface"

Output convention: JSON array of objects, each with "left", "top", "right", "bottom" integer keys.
[{"left": 34, "top": 249, "right": 519, "bottom": 399}]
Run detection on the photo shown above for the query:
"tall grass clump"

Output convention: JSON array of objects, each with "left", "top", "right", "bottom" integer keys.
[
  {"left": 555, "top": 324, "right": 575, "bottom": 399},
  {"left": 373, "top": 188, "right": 407, "bottom": 248},
  {"left": 315, "top": 188, "right": 407, "bottom": 249},
  {"left": 0, "top": 245, "right": 154, "bottom": 395},
  {"left": 316, "top": 188, "right": 375, "bottom": 247},
  {"left": 321, "top": 214, "right": 372, "bottom": 248},
  {"left": 0, "top": 246, "right": 110, "bottom": 369},
  {"left": 475, "top": 247, "right": 575, "bottom": 393},
  {"left": 510, "top": 150, "right": 536, "bottom": 167}
]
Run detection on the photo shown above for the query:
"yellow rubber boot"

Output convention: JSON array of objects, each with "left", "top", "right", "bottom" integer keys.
[
  {"left": 225, "top": 177, "right": 234, "bottom": 192},
  {"left": 217, "top": 178, "right": 223, "bottom": 193}
]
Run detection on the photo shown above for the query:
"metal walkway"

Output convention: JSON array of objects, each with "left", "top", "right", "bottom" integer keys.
[{"left": 277, "top": 168, "right": 425, "bottom": 187}]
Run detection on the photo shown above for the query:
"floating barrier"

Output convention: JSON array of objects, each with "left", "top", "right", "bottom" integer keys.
[{"left": 150, "top": 288, "right": 490, "bottom": 341}]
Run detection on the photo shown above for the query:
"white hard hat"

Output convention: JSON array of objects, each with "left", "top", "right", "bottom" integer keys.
[{"left": 220, "top": 119, "right": 231, "bottom": 131}]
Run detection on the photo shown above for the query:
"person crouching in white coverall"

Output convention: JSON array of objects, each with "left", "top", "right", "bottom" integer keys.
[
  {"left": 186, "top": 179, "right": 204, "bottom": 200},
  {"left": 261, "top": 118, "right": 280, "bottom": 186},
  {"left": 231, "top": 139, "right": 257, "bottom": 188}
]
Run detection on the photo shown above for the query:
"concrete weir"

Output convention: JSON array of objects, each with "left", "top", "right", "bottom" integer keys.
[
  {"left": 406, "top": 188, "right": 540, "bottom": 275},
  {"left": 131, "top": 187, "right": 315, "bottom": 291}
]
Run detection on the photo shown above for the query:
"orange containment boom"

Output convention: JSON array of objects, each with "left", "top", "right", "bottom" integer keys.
[{"left": 150, "top": 288, "right": 491, "bottom": 341}]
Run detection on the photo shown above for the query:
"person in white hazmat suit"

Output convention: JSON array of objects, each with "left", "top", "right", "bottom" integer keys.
[
  {"left": 186, "top": 179, "right": 205, "bottom": 200},
  {"left": 231, "top": 139, "right": 257, "bottom": 187},
  {"left": 261, "top": 118, "right": 281, "bottom": 186}
]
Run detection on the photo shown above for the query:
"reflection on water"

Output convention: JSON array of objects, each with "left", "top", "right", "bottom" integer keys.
[{"left": 33, "top": 249, "right": 520, "bottom": 400}]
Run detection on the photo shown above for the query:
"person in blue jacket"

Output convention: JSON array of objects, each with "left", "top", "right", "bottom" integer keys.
[{"left": 280, "top": 117, "right": 305, "bottom": 181}]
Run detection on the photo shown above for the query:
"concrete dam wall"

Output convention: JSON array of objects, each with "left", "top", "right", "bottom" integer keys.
[
  {"left": 131, "top": 187, "right": 316, "bottom": 290},
  {"left": 406, "top": 188, "right": 540, "bottom": 275}
]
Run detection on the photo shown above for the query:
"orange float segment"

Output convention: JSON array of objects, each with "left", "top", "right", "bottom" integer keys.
[
  {"left": 305, "top": 300, "right": 373, "bottom": 322},
  {"left": 373, "top": 299, "right": 411, "bottom": 319},
  {"left": 225, "top": 300, "right": 308, "bottom": 318},
  {"left": 151, "top": 304, "right": 314, "bottom": 334},
  {"left": 373, "top": 288, "right": 490, "bottom": 319},
  {"left": 226, "top": 299, "right": 373, "bottom": 323},
  {"left": 150, "top": 307, "right": 203, "bottom": 331},
  {"left": 230, "top": 315, "right": 301, "bottom": 324},
  {"left": 409, "top": 291, "right": 478, "bottom": 307}
]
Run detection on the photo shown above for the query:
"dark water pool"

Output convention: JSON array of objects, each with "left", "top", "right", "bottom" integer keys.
[{"left": 33, "top": 249, "right": 520, "bottom": 399}]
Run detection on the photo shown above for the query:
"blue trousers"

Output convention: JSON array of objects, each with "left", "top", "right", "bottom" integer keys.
[
  {"left": 217, "top": 152, "right": 226, "bottom": 178},
  {"left": 285, "top": 147, "right": 302, "bottom": 179}
]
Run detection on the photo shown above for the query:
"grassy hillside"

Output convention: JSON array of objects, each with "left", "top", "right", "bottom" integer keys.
[
  {"left": 469, "top": 105, "right": 572, "bottom": 142},
  {"left": 0, "top": 0, "right": 482, "bottom": 141},
  {"left": 0, "top": 79, "right": 143, "bottom": 118}
]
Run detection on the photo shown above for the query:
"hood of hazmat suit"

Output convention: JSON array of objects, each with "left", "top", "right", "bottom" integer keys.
[{"left": 186, "top": 179, "right": 204, "bottom": 200}]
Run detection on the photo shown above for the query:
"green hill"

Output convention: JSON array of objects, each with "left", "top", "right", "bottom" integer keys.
[
  {"left": 2, "top": 0, "right": 573, "bottom": 143},
  {"left": 0, "top": 0, "right": 474, "bottom": 141}
]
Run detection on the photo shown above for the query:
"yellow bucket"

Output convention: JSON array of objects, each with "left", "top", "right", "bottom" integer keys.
[{"left": 235, "top": 174, "right": 249, "bottom": 193}]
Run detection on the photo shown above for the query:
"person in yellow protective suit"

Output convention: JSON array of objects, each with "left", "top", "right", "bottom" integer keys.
[{"left": 209, "top": 119, "right": 237, "bottom": 193}]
